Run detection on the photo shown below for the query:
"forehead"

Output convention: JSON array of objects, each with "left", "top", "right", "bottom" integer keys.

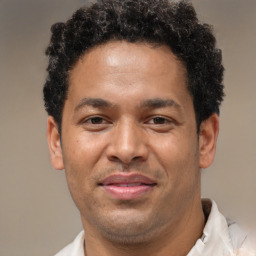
[
  {"left": 69, "top": 41, "right": 187, "bottom": 87},
  {"left": 67, "top": 41, "right": 190, "bottom": 109}
]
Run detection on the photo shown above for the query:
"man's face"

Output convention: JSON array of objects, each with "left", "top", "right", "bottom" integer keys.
[{"left": 48, "top": 41, "right": 217, "bottom": 243}]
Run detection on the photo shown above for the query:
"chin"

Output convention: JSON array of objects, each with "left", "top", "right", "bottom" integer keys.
[
  {"left": 98, "top": 225, "right": 159, "bottom": 245},
  {"left": 87, "top": 210, "right": 168, "bottom": 245}
]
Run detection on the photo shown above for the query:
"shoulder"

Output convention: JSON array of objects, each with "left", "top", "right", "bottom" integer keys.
[
  {"left": 54, "top": 231, "right": 85, "bottom": 256},
  {"left": 235, "top": 232, "right": 256, "bottom": 255},
  {"left": 200, "top": 199, "right": 256, "bottom": 255},
  {"left": 227, "top": 218, "right": 256, "bottom": 254}
]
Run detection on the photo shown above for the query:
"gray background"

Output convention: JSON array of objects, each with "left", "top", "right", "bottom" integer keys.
[{"left": 0, "top": 0, "right": 255, "bottom": 255}]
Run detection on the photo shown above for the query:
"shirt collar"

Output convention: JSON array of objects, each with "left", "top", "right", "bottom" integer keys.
[{"left": 187, "top": 198, "right": 235, "bottom": 256}]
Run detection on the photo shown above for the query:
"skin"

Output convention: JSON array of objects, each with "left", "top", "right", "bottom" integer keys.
[{"left": 47, "top": 41, "right": 219, "bottom": 256}]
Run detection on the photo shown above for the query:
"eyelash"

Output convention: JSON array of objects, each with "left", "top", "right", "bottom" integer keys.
[
  {"left": 86, "top": 116, "right": 105, "bottom": 124},
  {"left": 80, "top": 115, "right": 175, "bottom": 132},
  {"left": 146, "top": 116, "right": 172, "bottom": 125},
  {"left": 83, "top": 116, "right": 172, "bottom": 123},
  {"left": 82, "top": 116, "right": 110, "bottom": 125}
]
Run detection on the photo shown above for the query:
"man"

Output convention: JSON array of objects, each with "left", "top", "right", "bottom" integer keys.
[{"left": 43, "top": 0, "right": 255, "bottom": 255}]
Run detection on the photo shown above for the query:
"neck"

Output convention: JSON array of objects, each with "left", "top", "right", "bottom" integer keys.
[{"left": 82, "top": 197, "right": 205, "bottom": 256}]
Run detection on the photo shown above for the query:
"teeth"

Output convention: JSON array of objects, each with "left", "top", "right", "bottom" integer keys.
[{"left": 118, "top": 183, "right": 142, "bottom": 187}]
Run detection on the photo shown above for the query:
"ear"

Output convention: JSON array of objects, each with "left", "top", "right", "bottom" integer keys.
[
  {"left": 47, "top": 116, "right": 64, "bottom": 170},
  {"left": 199, "top": 113, "right": 219, "bottom": 169}
]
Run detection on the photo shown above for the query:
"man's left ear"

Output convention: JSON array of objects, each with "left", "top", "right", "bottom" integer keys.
[{"left": 199, "top": 113, "right": 219, "bottom": 169}]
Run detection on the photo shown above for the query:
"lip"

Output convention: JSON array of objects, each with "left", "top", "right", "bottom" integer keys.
[{"left": 99, "top": 173, "right": 157, "bottom": 200}]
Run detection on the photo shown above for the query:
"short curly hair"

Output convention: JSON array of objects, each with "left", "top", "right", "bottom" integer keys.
[{"left": 43, "top": 0, "right": 224, "bottom": 132}]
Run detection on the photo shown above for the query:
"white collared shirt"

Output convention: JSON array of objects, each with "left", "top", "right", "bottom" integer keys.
[{"left": 54, "top": 199, "right": 256, "bottom": 256}]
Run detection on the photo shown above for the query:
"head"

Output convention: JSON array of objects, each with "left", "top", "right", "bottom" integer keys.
[
  {"left": 43, "top": 0, "right": 224, "bottom": 133},
  {"left": 44, "top": 0, "right": 224, "bottom": 249}
]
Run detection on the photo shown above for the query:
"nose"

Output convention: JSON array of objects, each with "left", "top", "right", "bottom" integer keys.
[{"left": 106, "top": 119, "right": 149, "bottom": 165}]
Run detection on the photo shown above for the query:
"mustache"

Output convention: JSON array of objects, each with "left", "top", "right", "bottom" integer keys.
[{"left": 91, "top": 164, "right": 164, "bottom": 184}]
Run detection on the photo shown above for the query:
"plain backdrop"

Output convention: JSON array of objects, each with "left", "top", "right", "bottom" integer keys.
[{"left": 0, "top": 0, "right": 255, "bottom": 255}]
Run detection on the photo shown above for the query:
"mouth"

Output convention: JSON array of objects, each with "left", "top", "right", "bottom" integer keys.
[{"left": 99, "top": 173, "right": 157, "bottom": 200}]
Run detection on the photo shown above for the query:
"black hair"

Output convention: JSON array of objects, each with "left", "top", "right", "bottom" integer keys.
[{"left": 43, "top": 0, "right": 224, "bottom": 132}]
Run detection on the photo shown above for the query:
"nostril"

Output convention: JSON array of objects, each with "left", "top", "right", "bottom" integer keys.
[
  {"left": 108, "top": 155, "right": 120, "bottom": 162},
  {"left": 133, "top": 156, "right": 142, "bottom": 161}
]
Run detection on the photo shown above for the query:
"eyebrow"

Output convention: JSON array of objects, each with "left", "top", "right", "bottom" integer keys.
[
  {"left": 74, "top": 98, "right": 113, "bottom": 112},
  {"left": 74, "top": 97, "right": 181, "bottom": 112},
  {"left": 140, "top": 98, "right": 181, "bottom": 109}
]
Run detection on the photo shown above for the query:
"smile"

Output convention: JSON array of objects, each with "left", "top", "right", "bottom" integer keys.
[{"left": 99, "top": 174, "right": 157, "bottom": 200}]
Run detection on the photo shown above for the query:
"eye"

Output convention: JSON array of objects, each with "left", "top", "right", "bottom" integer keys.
[
  {"left": 81, "top": 116, "right": 111, "bottom": 131},
  {"left": 83, "top": 116, "right": 107, "bottom": 124},
  {"left": 145, "top": 116, "right": 175, "bottom": 132},
  {"left": 89, "top": 117, "right": 105, "bottom": 124},
  {"left": 151, "top": 117, "right": 169, "bottom": 124},
  {"left": 147, "top": 116, "right": 172, "bottom": 125}
]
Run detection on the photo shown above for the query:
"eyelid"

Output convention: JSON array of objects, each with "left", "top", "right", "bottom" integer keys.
[
  {"left": 79, "top": 115, "right": 112, "bottom": 126},
  {"left": 83, "top": 116, "right": 108, "bottom": 123},
  {"left": 77, "top": 115, "right": 113, "bottom": 132},
  {"left": 145, "top": 115, "right": 174, "bottom": 124}
]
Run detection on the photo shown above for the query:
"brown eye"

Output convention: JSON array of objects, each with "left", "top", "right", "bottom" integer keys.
[
  {"left": 145, "top": 116, "right": 175, "bottom": 132},
  {"left": 152, "top": 117, "right": 167, "bottom": 124},
  {"left": 81, "top": 116, "right": 112, "bottom": 132},
  {"left": 147, "top": 116, "right": 171, "bottom": 125},
  {"left": 90, "top": 117, "right": 104, "bottom": 124}
]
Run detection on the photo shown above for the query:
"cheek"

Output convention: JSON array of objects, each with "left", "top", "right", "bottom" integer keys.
[
  {"left": 61, "top": 134, "right": 104, "bottom": 211},
  {"left": 61, "top": 132, "right": 107, "bottom": 193},
  {"left": 150, "top": 132, "right": 200, "bottom": 181},
  {"left": 63, "top": 132, "right": 104, "bottom": 167},
  {"left": 151, "top": 132, "right": 196, "bottom": 161}
]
